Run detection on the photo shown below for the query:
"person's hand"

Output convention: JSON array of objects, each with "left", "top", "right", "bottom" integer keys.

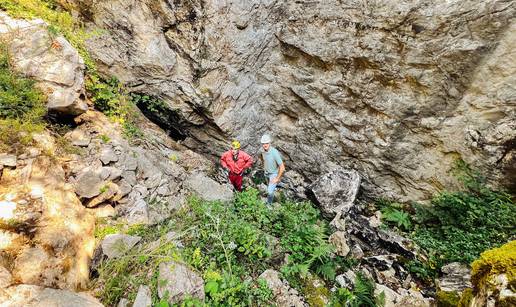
[{"left": 271, "top": 176, "right": 280, "bottom": 184}]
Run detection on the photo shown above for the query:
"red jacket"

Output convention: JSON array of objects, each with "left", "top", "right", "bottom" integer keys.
[{"left": 220, "top": 150, "right": 253, "bottom": 175}]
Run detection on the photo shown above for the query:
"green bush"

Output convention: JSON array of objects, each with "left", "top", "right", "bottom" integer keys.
[
  {"left": 412, "top": 161, "right": 515, "bottom": 268},
  {"left": 378, "top": 160, "right": 515, "bottom": 274},
  {"left": 0, "top": 45, "right": 46, "bottom": 151},
  {"left": 330, "top": 273, "right": 384, "bottom": 307}
]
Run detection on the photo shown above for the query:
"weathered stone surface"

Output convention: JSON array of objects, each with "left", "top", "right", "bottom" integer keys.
[
  {"left": 0, "top": 265, "right": 12, "bottom": 288},
  {"left": 85, "top": 182, "right": 120, "bottom": 208},
  {"left": 133, "top": 285, "right": 152, "bottom": 307},
  {"left": 86, "top": 204, "right": 116, "bottom": 219},
  {"left": 158, "top": 261, "right": 205, "bottom": 304},
  {"left": 80, "top": 0, "right": 516, "bottom": 200},
  {"left": 185, "top": 172, "right": 233, "bottom": 202},
  {"left": 0, "top": 12, "right": 87, "bottom": 115},
  {"left": 259, "top": 269, "right": 307, "bottom": 307},
  {"left": 0, "top": 153, "right": 17, "bottom": 167},
  {"left": 100, "top": 147, "right": 119, "bottom": 165},
  {"left": 309, "top": 168, "right": 361, "bottom": 218},
  {"left": 0, "top": 156, "right": 95, "bottom": 290},
  {"left": 75, "top": 170, "right": 104, "bottom": 199},
  {"left": 100, "top": 234, "right": 141, "bottom": 259},
  {"left": 329, "top": 231, "right": 350, "bottom": 257},
  {"left": 437, "top": 262, "right": 472, "bottom": 293},
  {"left": 66, "top": 129, "right": 91, "bottom": 147},
  {"left": 0, "top": 284, "right": 103, "bottom": 307}
]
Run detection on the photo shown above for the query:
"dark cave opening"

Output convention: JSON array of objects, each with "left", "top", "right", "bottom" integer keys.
[{"left": 131, "top": 93, "right": 188, "bottom": 141}]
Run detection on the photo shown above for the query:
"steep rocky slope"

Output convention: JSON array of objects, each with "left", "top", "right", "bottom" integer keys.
[{"left": 72, "top": 0, "right": 515, "bottom": 201}]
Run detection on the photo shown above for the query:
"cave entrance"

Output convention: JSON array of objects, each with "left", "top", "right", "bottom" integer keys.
[{"left": 131, "top": 93, "right": 188, "bottom": 141}]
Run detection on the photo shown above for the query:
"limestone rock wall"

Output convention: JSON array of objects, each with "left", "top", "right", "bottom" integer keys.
[{"left": 79, "top": 0, "right": 515, "bottom": 200}]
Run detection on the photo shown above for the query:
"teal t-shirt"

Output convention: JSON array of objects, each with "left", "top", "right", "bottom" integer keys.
[{"left": 262, "top": 147, "right": 283, "bottom": 175}]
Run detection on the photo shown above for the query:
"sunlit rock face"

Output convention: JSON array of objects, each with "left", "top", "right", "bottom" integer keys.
[
  {"left": 0, "top": 154, "right": 95, "bottom": 289},
  {"left": 0, "top": 12, "right": 88, "bottom": 115},
  {"left": 79, "top": 0, "right": 515, "bottom": 201}
]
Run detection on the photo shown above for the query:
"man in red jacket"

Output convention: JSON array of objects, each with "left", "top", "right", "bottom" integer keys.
[{"left": 220, "top": 140, "right": 253, "bottom": 191}]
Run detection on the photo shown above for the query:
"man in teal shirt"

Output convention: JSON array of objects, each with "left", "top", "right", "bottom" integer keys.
[{"left": 259, "top": 134, "right": 285, "bottom": 205}]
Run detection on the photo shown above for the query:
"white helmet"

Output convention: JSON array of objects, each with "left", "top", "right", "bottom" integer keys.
[{"left": 260, "top": 134, "right": 272, "bottom": 144}]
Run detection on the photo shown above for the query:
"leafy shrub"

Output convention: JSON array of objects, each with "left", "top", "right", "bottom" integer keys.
[
  {"left": 330, "top": 273, "right": 384, "bottom": 307},
  {"left": 412, "top": 161, "right": 515, "bottom": 268},
  {"left": 377, "top": 200, "right": 412, "bottom": 231},
  {"left": 378, "top": 160, "right": 515, "bottom": 274},
  {"left": 0, "top": 45, "right": 46, "bottom": 151}
]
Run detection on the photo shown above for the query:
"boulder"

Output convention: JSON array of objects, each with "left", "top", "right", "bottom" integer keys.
[
  {"left": 158, "top": 261, "right": 205, "bottom": 304},
  {"left": 185, "top": 172, "right": 233, "bottom": 202},
  {"left": 100, "top": 234, "right": 141, "bottom": 259},
  {"left": 309, "top": 168, "right": 360, "bottom": 218},
  {"left": 133, "top": 285, "right": 152, "bottom": 307},
  {"left": 75, "top": 170, "right": 104, "bottom": 199},
  {"left": 329, "top": 231, "right": 350, "bottom": 257},
  {"left": 0, "top": 284, "right": 103, "bottom": 306},
  {"left": 0, "top": 12, "right": 87, "bottom": 115}
]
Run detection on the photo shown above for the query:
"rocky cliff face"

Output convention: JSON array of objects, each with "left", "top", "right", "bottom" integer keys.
[{"left": 75, "top": 0, "right": 515, "bottom": 200}]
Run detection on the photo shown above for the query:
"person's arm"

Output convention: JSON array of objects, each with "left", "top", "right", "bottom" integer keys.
[
  {"left": 243, "top": 152, "right": 253, "bottom": 169},
  {"left": 277, "top": 162, "right": 285, "bottom": 180},
  {"left": 272, "top": 150, "right": 285, "bottom": 183},
  {"left": 220, "top": 152, "right": 229, "bottom": 170}
]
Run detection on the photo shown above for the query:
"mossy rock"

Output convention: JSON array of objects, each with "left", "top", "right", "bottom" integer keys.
[
  {"left": 457, "top": 288, "right": 473, "bottom": 307},
  {"left": 471, "top": 240, "right": 516, "bottom": 290},
  {"left": 304, "top": 276, "right": 331, "bottom": 307},
  {"left": 436, "top": 290, "right": 460, "bottom": 307}
]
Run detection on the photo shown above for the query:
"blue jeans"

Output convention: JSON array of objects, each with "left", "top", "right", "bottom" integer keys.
[{"left": 267, "top": 172, "right": 278, "bottom": 204}]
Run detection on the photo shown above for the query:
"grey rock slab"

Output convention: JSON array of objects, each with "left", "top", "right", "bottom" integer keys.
[
  {"left": 100, "top": 147, "right": 119, "bottom": 165},
  {"left": 184, "top": 172, "right": 233, "bottom": 202},
  {"left": 101, "top": 234, "right": 141, "bottom": 259},
  {"left": 75, "top": 170, "right": 104, "bottom": 199},
  {"left": 158, "top": 261, "right": 205, "bottom": 304}
]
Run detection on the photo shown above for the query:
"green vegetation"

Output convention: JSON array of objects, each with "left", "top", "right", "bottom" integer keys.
[
  {"left": 377, "top": 160, "right": 515, "bottom": 281},
  {"left": 0, "top": 45, "right": 46, "bottom": 152},
  {"left": 330, "top": 273, "right": 384, "bottom": 307},
  {"left": 93, "top": 189, "right": 372, "bottom": 306},
  {"left": 436, "top": 290, "right": 460, "bottom": 307}
]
